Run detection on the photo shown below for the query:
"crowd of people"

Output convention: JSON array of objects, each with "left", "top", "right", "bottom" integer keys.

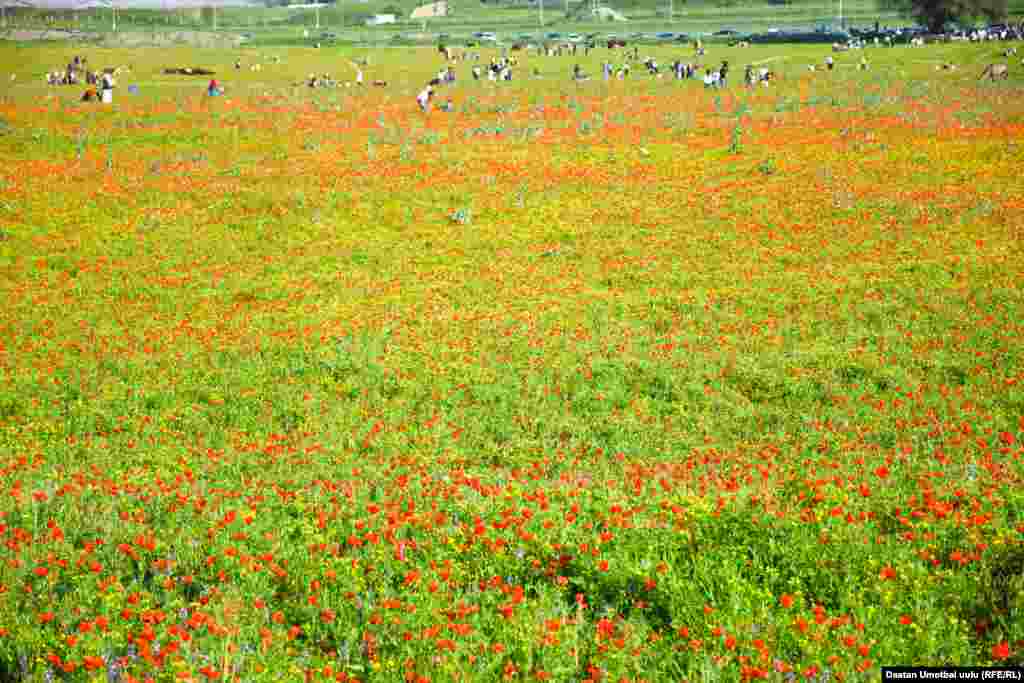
[
  {"left": 41, "top": 28, "right": 1011, "bottom": 115},
  {"left": 416, "top": 41, "right": 784, "bottom": 111},
  {"left": 44, "top": 55, "right": 121, "bottom": 103}
]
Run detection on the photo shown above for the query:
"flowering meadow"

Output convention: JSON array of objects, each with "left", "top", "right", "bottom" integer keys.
[{"left": 0, "top": 41, "right": 1022, "bottom": 682}]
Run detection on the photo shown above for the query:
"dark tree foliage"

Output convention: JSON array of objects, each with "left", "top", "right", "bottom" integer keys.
[{"left": 881, "top": 0, "right": 1007, "bottom": 32}]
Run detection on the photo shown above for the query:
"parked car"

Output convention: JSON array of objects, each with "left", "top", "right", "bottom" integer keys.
[
  {"left": 714, "top": 28, "right": 740, "bottom": 36},
  {"left": 655, "top": 32, "right": 675, "bottom": 41}
]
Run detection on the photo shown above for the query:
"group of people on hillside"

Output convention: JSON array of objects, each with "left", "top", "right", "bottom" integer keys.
[
  {"left": 48, "top": 56, "right": 119, "bottom": 103},
  {"left": 473, "top": 56, "right": 518, "bottom": 82},
  {"left": 418, "top": 54, "right": 522, "bottom": 111}
]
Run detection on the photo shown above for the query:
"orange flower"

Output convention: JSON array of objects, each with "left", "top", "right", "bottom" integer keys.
[{"left": 83, "top": 655, "right": 104, "bottom": 671}]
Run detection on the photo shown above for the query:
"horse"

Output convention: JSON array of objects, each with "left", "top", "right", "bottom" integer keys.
[{"left": 979, "top": 63, "right": 1009, "bottom": 81}]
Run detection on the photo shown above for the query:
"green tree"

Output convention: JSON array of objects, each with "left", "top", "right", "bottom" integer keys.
[{"left": 881, "top": 0, "right": 1007, "bottom": 32}]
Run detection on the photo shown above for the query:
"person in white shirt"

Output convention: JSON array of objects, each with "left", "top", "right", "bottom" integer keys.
[
  {"left": 417, "top": 85, "right": 433, "bottom": 112},
  {"left": 100, "top": 72, "right": 115, "bottom": 103}
]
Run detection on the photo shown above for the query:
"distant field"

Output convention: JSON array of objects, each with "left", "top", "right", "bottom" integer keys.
[{"left": 5, "top": 0, "right": 1024, "bottom": 47}]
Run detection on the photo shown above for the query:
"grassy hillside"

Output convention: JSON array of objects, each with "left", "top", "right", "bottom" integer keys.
[{"left": 0, "top": 38, "right": 1023, "bottom": 683}]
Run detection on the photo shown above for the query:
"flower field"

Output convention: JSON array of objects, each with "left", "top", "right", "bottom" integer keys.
[{"left": 0, "top": 41, "right": 1023, "bottom": 682}]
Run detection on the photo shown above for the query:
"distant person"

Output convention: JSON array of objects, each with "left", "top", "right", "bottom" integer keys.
[
  {"left": 826, "top": 55, "right": 834, "bottom": 70},
  {"left": 100, "top": 71, "right": 114, "bottom": 104},
  {"left": 417, "top": 84, "right": 434, "bottom": 112},
  {"left": 208, "top": 79, "right": 222, "bottom": 96}
]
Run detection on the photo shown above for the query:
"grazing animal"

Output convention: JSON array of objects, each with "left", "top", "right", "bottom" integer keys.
[
  {"left": 979, "top": 63, "right": 1009, "bottom": 81},
  {"left": 164, "top": 67, "right": 216, "bottom": 76}
]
